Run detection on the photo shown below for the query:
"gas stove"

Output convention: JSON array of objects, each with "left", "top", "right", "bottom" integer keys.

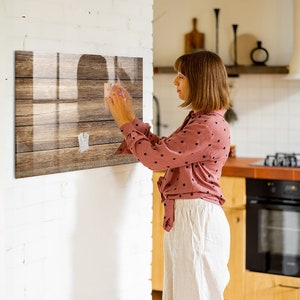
[{"left": 251, "top": 152, "right": 300, "bottom": 168}]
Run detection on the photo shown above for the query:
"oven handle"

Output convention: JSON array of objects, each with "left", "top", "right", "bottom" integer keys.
[
  {"left": 279, "top": 284, "right": 300, "bottom": 290},
  {"left": 247, "top": 200, "right": 300, "bottom": 210}
]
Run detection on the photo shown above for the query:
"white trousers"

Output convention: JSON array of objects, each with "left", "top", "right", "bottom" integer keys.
[{"left": 163, "top": 199, "right": 230, "bottom": 300}]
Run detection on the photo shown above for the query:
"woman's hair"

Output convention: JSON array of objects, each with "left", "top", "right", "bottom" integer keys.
[{"left": 174, "top": 50, "right": 232, "bottom": 112}]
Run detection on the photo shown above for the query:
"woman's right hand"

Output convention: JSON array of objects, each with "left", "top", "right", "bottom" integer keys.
[
  {"left": 105, "top": 83, "right": 135, "bottom": 127},
  {"left": 111, "top": 83, "right": 134, "bottom": 115}
]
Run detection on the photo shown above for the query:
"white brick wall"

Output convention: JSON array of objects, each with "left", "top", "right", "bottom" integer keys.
[{"left": 0, "top": 1, "right": 154, "bottom": 299}]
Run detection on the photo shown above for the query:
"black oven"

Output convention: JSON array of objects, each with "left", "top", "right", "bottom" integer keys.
[{"left": 246, "top": 178, "right": 300, "bottom": 277}]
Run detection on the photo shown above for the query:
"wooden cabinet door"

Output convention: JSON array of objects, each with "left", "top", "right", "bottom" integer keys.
[
  {"left": 245, "top": 271, "right": 300, "bottom": 300},
  {"left": 152, "top": 171, "right": 165, "bottom": 291},
  {"left": 224, "top": 208, "right": 245, "bottom": 300},
  {"left": 221, "top": 176, "right": 246, "bottom": 300},
  {"left": 220, "top": 176, "right": 246, "bottom": 209}
]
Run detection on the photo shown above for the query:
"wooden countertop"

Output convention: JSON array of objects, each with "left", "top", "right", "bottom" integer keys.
[{"left": 223, "top": 157, "right": 300, "bottom": 181}]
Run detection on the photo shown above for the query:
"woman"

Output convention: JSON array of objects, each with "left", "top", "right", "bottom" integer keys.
[{"left": 105, "top": 50, "right": 231, "bottom": 300}]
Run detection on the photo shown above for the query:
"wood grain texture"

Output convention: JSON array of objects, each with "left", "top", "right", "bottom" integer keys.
[
  {"left": 152, "top": 171, "right": 165, "bottom": 291},
  {"left": 16, "top": 144, "right": 137, "bottom": 178},
  {"left": 15, "top": 51, "right": 143, "bottom": 178},
  {"left": 222, "top": 157, "right": 300, "bottom": 181},
  {"left": 245, "top": 271, "right": 300, "bottom": 300}
]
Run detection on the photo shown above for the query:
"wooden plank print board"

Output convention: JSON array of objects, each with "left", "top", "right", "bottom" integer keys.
[{"left": 15, "top": 51, "right": 143, "bottom": 178}]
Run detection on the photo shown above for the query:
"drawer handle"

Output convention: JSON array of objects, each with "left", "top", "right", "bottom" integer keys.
[{"left": 279, "top": 284, "right": 300, "bottom": 290}]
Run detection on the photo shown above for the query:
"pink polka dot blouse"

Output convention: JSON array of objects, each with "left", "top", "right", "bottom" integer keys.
[{"left": 116, "top": 109, "right": 230, "bottom": 208}]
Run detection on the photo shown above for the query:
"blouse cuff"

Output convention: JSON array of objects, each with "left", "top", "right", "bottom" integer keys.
[{"left": 115, "top": 118, "right": 149, "bottom": 155}]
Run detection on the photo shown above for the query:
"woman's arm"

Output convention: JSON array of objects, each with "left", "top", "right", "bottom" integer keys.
[{"left": 105, "top": 84, "right": 161, "bottom": 155}]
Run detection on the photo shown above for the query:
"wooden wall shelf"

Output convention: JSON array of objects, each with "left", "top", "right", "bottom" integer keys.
[
  {"left": 226, "top": 65, "right": 289, "bottom": 76},
  {"left": 154, "top": 65, "right": 289, "bottom": 77}
]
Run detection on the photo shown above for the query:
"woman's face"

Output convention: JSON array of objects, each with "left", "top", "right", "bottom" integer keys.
[{"left": 173, "top": 72, "right": 189, "bottom": 101}]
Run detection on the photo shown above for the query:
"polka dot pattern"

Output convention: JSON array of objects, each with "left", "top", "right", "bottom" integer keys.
[{"left": 116, "top": 110, "right": 230, "bottom": 209}]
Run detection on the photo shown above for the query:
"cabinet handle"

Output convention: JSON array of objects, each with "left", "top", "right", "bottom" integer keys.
[{"left": 279, "top": 284, "right": 300, "bottom": 290}]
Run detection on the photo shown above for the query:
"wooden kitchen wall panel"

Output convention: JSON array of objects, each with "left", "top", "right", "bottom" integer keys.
[
  {"left": 16, "top": 121, "right": 124, "bottom": 153},
  {"left": 16, "top": 144, "right": 137, "bottom": 178},
  {"left": 15, "top": 98, "right": 142, "bottom": 126},
  {"left": 15, "top": 50, "right": 143, "bottom": 178},
  {"left": 15, "top": 51, "right": 143, "bottom": 80},
  {"left": 15, "top": 78, "right": 143, "bottom": 100}
]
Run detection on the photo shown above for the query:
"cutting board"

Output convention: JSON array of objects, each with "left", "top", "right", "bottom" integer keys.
[{"left": 185, "top": 18, "right": 205, "bottom": 53}]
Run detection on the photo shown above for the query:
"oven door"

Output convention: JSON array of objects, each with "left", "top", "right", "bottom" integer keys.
[{"left": 246, "top": 199, "right": 300, "bottom": 277}]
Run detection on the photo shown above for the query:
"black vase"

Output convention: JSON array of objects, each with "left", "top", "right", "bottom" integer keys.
[{"left": 250, "top": 41, "right": 269, "bottom": 66}]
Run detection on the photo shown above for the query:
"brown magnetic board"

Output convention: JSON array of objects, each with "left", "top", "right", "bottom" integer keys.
[{"left": 15, "top": 51, "right": 143, "bottom": 178}]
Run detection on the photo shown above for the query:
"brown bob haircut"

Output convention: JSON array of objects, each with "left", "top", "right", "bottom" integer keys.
[{"left": 174, "top": 50, "right": 232, "bottom": 112}]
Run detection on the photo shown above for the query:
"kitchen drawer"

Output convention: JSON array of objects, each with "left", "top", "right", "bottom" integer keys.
[{"left": 245, "top": 271, "right": 300, "bottom": 300}]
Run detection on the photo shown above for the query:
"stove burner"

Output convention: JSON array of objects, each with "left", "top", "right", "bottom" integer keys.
[{"left": 264, "top": 153, "right": 300, "bottom": 167}]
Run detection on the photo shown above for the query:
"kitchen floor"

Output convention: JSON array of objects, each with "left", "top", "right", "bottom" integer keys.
[{"left": 152, "top": 290, "right": 162, "bottom": 300}]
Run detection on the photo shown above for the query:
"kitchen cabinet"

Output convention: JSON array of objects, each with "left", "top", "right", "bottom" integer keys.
[
  {"left": 245, "top": 271, "right": 300, "bottom": 300},
  {"left": 151, "top": 172, "right": 246, "bottom": 300},
  {"left": 221, "top": 176, "right": 246, "bottom": 300},
  {"left": 152, "top": 171, "right": 165, "bottom": 291}
]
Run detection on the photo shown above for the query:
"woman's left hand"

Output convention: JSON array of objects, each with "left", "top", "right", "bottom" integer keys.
[
  {"left": 163, "top": 199, "right": 175, "bottom": 232},
  {"left": 105, "top": 84, "right": 135, "bottom": 127}
]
